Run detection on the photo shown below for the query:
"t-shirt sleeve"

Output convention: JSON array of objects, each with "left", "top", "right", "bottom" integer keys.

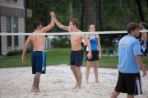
[{"left": 133, "top": 40, "right": 143, "bottom": 56}]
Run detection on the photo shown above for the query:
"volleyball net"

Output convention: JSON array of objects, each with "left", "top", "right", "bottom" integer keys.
[
  {"left": 0, "top": 29, "right": 148, "bottom": 36},
  {"left": 0, "top": 30, "right": 147, "bottom": 68}
]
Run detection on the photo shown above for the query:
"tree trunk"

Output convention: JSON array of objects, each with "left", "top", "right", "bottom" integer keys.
[
  {"left": 69, "top": 0, "right": 73, "bottom": 19},
  {"left": 81, "top": 0, "right": 85, "bottom": 30},
  {"left": 135, "top": 0, "right": 145, "bottom": 21},
  {"left": 96, "top": 0, "right": 103, "bottom": 30},
  {"left": 83, "top": 0, "right": 96, "bottom": 30},
  {"left": 146, "top": 0, "right": 148, "bottom": 9},
  {"left": 119, "top": 0, "right": 122, "bottom": 11}
]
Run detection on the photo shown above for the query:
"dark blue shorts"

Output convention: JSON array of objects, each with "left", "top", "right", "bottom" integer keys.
[
  {"left": 32, "top": 51, "right": 46, "bottom": 74},
  {"left": 86, "top": 51, "right": 99, "bottom": 61},
  {"left": 70, "top": 50, "right": 83, "bottom": 66}
]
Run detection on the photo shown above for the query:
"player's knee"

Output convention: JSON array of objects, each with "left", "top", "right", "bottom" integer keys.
[
  {"left": 35, "top": 73, "right": 41, "bottom": 77},
  {"left": 86, "top": 67, "right": 90, "bottom": 71},
  {"left": 71, "top": 66, "right": 74, "bottom": 71}
]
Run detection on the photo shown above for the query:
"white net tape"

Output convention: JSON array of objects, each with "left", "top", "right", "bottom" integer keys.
[{"left": 0, "top": 30, "right": 147, "bottom": 36}]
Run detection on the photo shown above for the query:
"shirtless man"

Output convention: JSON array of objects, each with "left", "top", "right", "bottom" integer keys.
[
  {"left": 53, "top": 12, "right": 92, "bottom": 89},
  {"left": 22, "top": 12, "right": 55, "bottom": 93}
]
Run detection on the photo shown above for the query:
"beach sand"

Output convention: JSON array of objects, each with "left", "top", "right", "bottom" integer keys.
[{"left": 0, "top": 65, "right": 148, "bottom": 98}]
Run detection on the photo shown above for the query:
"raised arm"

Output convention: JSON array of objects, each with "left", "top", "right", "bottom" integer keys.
[
  {"left": 53, "top": 12, "right": 68, "bottom": 31},
  {"left": 22, "top": 36, "right": 31, "bottom": 62},
  {"left": 97, "top": 34, "right": 102, "bottom": 58},
  {"left": 41, "top": 11, "right": 55, "bottom": 33},
  {"left": 82, "top": 34, "right": 92, "bottom": 59}
]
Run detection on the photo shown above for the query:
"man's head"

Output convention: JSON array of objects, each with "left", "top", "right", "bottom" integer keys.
[
  {"left": 33, "top": 21, "right": 43, "bottom": 30},
  {"left": 68, "top": 18, "right": 79, "bottom": 30},
  {"left": 88, "top": 24, "right": 96, "bottom": 32},
  {"left": 127, "top": 23, "right": 140, "bottom": 37}
]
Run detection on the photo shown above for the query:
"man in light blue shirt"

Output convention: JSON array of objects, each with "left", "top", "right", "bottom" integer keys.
[
  {"left": 118, "top": 34, "right": 142, "bottom": 73},
  {"left": 111, "top": 23, "right": 146, "bottom": 98}
]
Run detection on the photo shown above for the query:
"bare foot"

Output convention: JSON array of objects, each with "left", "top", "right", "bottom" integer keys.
[
  {"left": 31, "top": 87, "right": 40, "bottom": 93},
  {"left": 75, "top": 86, "right": 81, "bottom": 89},
  {"left": 73, "top": 85, "right": 81, "bottom": 90},
  {"left": 96, "top": 80, "right": 99, "bottom": 83},
  {"left": 73, "top": 85, "right": 77, "bottom": 89}
]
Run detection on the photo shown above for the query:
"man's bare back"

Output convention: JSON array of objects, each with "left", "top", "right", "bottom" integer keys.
[{"left": 30, "top": 32, "right": 45, "bottom": 51}]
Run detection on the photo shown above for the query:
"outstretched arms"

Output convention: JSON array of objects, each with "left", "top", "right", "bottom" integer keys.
[
  {"left": 41, "top": 11, "right": 55, "bottom": 33},
  {"left": 52, "top": 12, "right": 68, "bottom": 31}
]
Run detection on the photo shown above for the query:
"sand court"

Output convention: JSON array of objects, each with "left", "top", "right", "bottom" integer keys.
[{"left": 0, "top": 65, "right": 148, "bottom": 98}]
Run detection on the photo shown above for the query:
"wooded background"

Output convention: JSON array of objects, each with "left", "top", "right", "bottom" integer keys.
[
  {"left": 26, "top": 0, "right": 148, "bottom": 31},
  {"left": 26, "top": 0, "right": 148, "bottom": 47}
]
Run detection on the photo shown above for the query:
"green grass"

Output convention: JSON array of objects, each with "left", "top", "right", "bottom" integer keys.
[
  {"left": 0, "top": 48, "right": 148, "bottom": 70},
  {"left": 99, "top": 56, "right": 148, "bottom": 69}
]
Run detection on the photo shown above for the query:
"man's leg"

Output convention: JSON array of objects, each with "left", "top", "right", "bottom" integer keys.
[
  {"left": 111, "top": 91, "right": 120, "bottom": 98},
  {"left": 75, "top": 66, "right": 82, "bottom": 89},
  {"left": 93, "top": 61, "right": 99, "bottom": 83},
  {"left": 71, "top": 65, "right": 78, "bottom": 89},
  {"left": 127, "top": 95, "right": 134, "bottom": 98},
  {"left": 86, "top": 61, "right": 91, "bottom": 83},
  {"left": 32, "top": 72, "right": 41, "bottom": 93}
]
